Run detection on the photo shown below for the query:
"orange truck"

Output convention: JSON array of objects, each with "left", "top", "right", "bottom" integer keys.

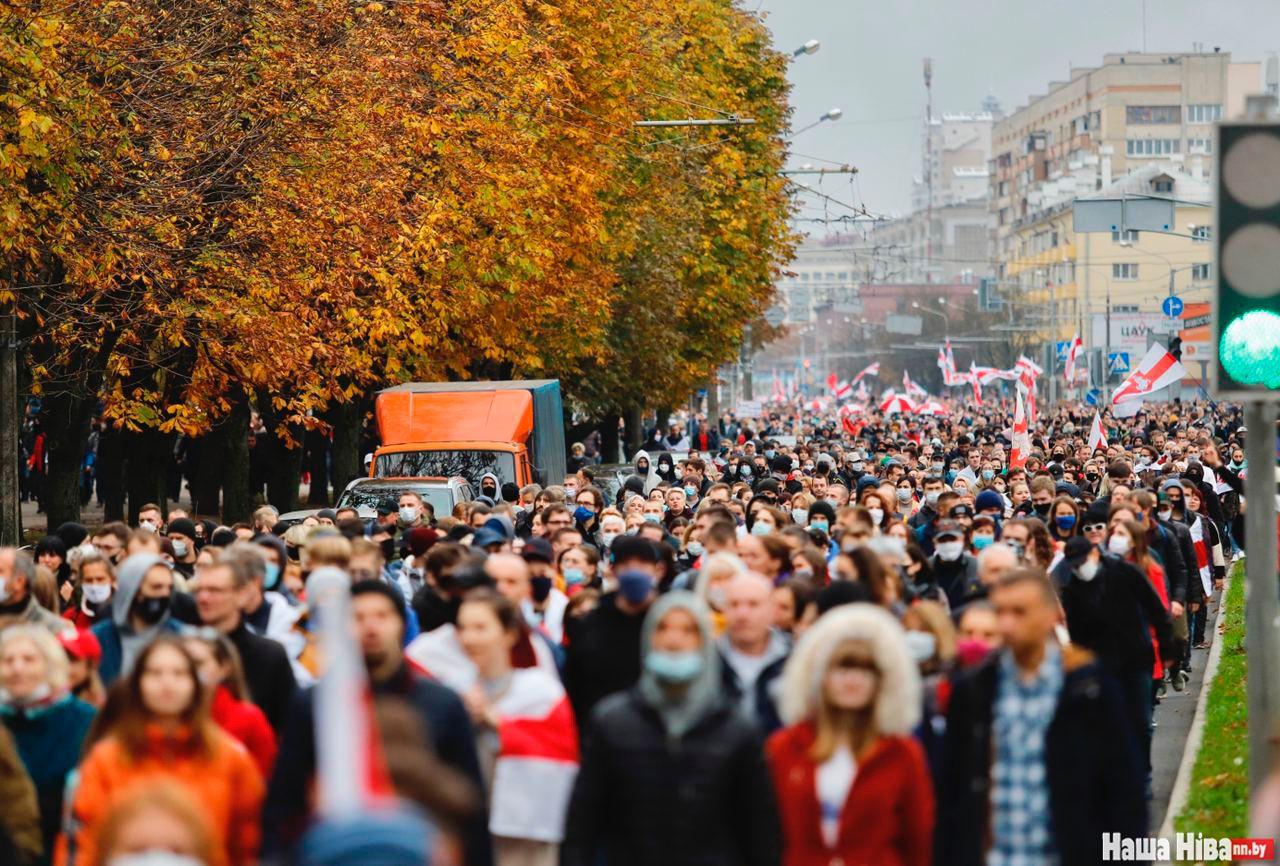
[{"left": 372, "top": 380, "right": 566, "bottom": 489}]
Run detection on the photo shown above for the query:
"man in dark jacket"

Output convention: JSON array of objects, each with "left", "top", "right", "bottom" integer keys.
[
  {"left": 562, "top": 591, "right": 778, "bottom": 866},
  {"left": 564, "top": 536, "right": 662, "bottom": 725},
  {"left": 1054, "top": 537, "right": 1173, "bottom": 779},
  {"left": 930, "top": 520, "right": 982, "bottom": 609},
  {"left": 938, "top": 568, "right": 1145, "bottom": 866},
  {"left": 194, "top": 545, "right": 297, "bottom": 733},
  {"left": 264, "top": 580, "right": 490, "bottom": 866},
  {"left": 717, "top": 573, "right": 788, "bottom": 734}
]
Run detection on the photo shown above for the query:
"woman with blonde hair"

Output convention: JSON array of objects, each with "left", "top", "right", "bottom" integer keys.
[
  {"left": 90, "top": 781, "right": 216, "bottom": 866},
  {"left": 693, "top": 552, "right": 747, "bottom": 636},
  {"left": 766, "top": 604, "right": 933, "bottom": 866}
]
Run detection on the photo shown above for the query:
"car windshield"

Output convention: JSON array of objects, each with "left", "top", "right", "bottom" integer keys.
[
  {"left": 337, "top": 483, "right": 461, "bottom": 518},
  {"left": 373, "top": 449, "right": 517, "bottom": 489}
]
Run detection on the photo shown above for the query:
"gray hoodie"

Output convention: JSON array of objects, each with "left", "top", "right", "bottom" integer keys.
[
  {"left": 112, "top": 553, "right": 173, "bottom": 677},
  {"left": 636, "top": 591, "right": 722, "bottom": 740}
]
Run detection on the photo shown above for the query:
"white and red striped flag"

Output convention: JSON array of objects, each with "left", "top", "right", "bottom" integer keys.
[
  {"left": 967, "top": 362, "right": 984, "bottom": 406},
  {"left": 1064, "top": 334, "right": 1083, "bottom": 384},
  {"left": 826, "top": 373, "right": 838, "bottom": 393},
  {"left": 1088, "top": 410, "right": 1107, "bottom": 453},
  {"left": 854, "top": 380, "right": 869, "bottom": 402},
  {"left": 1009, "top": 390, "right": 1031, "bottom": 468},
  {"left": 833, "top": 380, "right": 853, "bottom": 400},
  {"left": 852, "top": 362, "right": 881, "bottom": 384},
  {"left": 1112, "top": 343, "right": 1186, "bottom": 417}
]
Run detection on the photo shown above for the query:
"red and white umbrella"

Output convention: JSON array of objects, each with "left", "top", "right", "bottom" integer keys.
[
  {"left": 915, "top": 399, "right": 950, "bottom": 417},
  {"left": 879, "top": 392, "right": 917, "bottom": 415}
]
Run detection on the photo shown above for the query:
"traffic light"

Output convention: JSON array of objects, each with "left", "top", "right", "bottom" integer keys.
[
  {"left": 1169, "top": 336, "right": 1182, "bottom": 361},
  {"left": 1214, "top": 122, "right": 1280, "bottom": 395}
]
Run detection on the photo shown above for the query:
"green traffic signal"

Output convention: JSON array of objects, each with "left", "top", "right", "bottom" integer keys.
[{"left": 1220, "top": 310, "right": 1280, "bottom": 389}]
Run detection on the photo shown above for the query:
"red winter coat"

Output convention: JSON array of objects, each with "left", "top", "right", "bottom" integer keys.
[
  {"left": 766, "top": 722, "right": 934, "bottom": 866},
  {"left": 211, "top": 685, "right": 277, "bottom": 778}
]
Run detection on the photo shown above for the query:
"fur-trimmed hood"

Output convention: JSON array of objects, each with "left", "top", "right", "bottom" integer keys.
[{"left": 778, "top": 603, "right": 921, "bottom": 734}]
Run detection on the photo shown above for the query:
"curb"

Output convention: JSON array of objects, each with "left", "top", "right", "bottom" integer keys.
[{"left": 1156, "top": 574, "right": 1232, "bottom": 858}]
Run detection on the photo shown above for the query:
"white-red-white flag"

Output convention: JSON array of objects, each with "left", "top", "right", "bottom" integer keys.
[
  {"left": 826, "top": 373, "right": 838, "bottom": 393},
  {"left": 1064, "top": 334, "right": 1083, "bottom": 384},
  {"left": 1112, "top": 343, "right": 1186, "bottom": 412},
  {"left": 968, "top": 362, "right": 984, "bottom": 406},
  {"left": 834, "top": 380, "right": 853, "bottom": 400},
  {"left": 1088, "top": 410, "right": 1107, "bottom": 453},
  {"left": 903, "top": 370, "right": 928, "bottom": 400},
  {"left": 852, "top": 362, "right": 880, "bottom": 384},
  {"left": 1009, "top": 390, "right": 1031, "bottom": 468},
  {"left": 854, "top": 380, "right": 869, "bottom": 401}
]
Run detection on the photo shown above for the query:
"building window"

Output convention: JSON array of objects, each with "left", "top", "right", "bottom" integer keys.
[
  {"left": 1187, "top": 104, "right": 1222, "bottom": 124},
  {"left": 1127, "top": 105, "right": 1181, "bottom": 124},
  {"left": 1111, "top": 229, "right": 1139, "bottom": 244},
  {"left": 1192, "top": 225, "right": 1211, "bottom": 243},
  {"left": 1126, "top": 139, "right": 1181, "bottom": 156},
  {"left": 1153, "top": 178, "right": 1174, "bottom": 193},
  {"left": 800, "top": 274, "right": 808, "bottom": 281},
  {"left": 1114, "top": 304, "right": 1139, "bottom": 313},
  {"left": 1192, "top": 263, "right": 1212, "bottom": 281},
  {"left": 1188, "top": 138, "right": 1213, "bottom": 154},
  {"left": 1112, "top": 263, "right": 1139, "bottom": 280}
]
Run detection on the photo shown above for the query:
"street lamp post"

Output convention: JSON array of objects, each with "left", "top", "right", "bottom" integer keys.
[
  {"left": 912, "top": 299, "right": 948, "bottom": 336},
  {"left": 792, "top": 39, "right": 821, "bottom": 58}
]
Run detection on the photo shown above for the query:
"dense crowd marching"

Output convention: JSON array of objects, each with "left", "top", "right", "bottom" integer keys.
[{"left": 0, "top": 397, "right": 1253, "bottom": 866}]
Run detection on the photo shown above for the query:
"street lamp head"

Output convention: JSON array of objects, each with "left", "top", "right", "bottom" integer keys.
[
  {"left": 793, "top": 39, "right": 821, "bottom": 57},
  {"left": 823, "top": 108, "right": 844, "bottom": 122},
  {"left": 911, "top": 301, "right": 921, "bottom": 309}
]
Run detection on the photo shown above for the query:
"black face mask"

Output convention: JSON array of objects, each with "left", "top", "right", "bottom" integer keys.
[
  {"left": 1033, "top": 501, "right": 1051, "bottom": 517},
  {"left": 530, "top": 575, "right": 553, "bottom": 603},
  {"left": 134, "top": 595, "right": 170, "bottom": 625}
]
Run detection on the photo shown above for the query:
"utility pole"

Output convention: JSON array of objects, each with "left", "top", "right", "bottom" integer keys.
[
  {"left": 1048, "top": 277, "right": 1058, "bottom": 407},
  {"left": 740, "top": 323, "right": 753, "bottom": 402},
  {"left": 923, "top": 58, "right": 934, "bottom": 281},
  {"left": 0, "top": 301, "right": 20, "bottom": 545},
  {"left": 1245, "top": 400, "right": 1280, "bottom": 794}
]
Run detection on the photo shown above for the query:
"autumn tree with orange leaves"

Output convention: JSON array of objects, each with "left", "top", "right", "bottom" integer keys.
[{"left": 2, "top": 0, "right": 794, "bottom": 528}]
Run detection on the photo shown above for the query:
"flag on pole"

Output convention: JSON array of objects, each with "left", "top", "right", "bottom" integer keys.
[
  {"left": 852, "top": 362, "right": 881, "bottom": 384},
  {"left": 1064, "top": 334, "right": 1082, "bottom": 384},
  {"left": 1087, "top": 410, "right": 1107, "bottom": 453},
  {"left": 968, "top": 362, "right": 984, "bottom": 406},
  {"left": 854, "top": 380, "right": 869, "bottom": 402},
  {"left": 826, "top": 373, "right": 838, "bottom": 393},
  {"left": 903, "top": 370, "right": 928, "bottom": 400},
  {"left": 1009, "top": 390, "right": 1030, "bottom": 468},
  {"left": 1112, "top": 343, "right": 1186, "bottom": 414}
]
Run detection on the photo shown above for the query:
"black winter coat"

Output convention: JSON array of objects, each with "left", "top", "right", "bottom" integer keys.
[
  {"left": 226, "top": 620, "right": 297, "bottom": 734},
  {"left": 1058, "top": 554, "right": 1174, "bottom": 674},
  {"left": 936, "top": 648, "right": 1146, "bottom": 866},
  {"left": 1147, "top": 519, "right": 1189, "bottom": 604},
  {"left": 560, "top": 689, "right": 780, "bottom": 866},
  {"left": 563, "top": 592, "right": 646, "bottom": 725}
]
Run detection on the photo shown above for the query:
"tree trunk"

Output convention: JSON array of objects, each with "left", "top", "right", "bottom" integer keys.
[
  {"left": 654, "top": 407, "right": 671, "bottom": 441},
  {"left": 222, "top": 392, "right": 252, "bottom": 524},
  {"left": 190, "top": 426, "right": 224, "bottom": 518},
  {"left": 96, "top": 426, "right": 126, "bottom": 522},
  {"left": 623, "top": 405, "right": 643, "bottom": 460},
  {"left": 125, "top": 428, "right": 171, "bottom": 524},
  {"left": 328, "top": 398, "right": 363, "bottom": 498},
  {"left": 598, "top": 412, "right": 621, "bottom": 466},
  {"left": 257, "top": 389, "right": 304, "bottom": 514},
  {"left": 304, "top": 426, "right": 330, "bottom": 505},
  {"left": 41, "top": 391, "right": 93, "bottom": 531},
  {"left": 706, "top": 375, "right": 720, "bottom": 421}
]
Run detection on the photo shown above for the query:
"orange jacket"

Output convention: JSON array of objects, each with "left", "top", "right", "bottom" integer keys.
[{"left": 67, "top": 724, "right": 264, "bottom": 866}]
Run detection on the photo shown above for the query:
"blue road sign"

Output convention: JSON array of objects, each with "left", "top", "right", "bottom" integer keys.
[
  {"left": 1055, "top": 341, "right": 1071, "bottom": 360},
  {"left": 1108, "top": 352, "right": 1131, "bottom": 374},
  {"left": 1161, "top": 295, "right": 1184, "bottom": 318},
  {"left": 1084, "top": 388, "right": 1101, "bottom": 406}
]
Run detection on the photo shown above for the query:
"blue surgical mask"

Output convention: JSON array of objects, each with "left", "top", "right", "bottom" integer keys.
[
  {"left": 645, "top": 649, "right": 703, "bottom": 683},
  {"left": 563, "top": 567, "right": 587, "bottom": 587},
  {"left": 264, "top": 562, "right": 281, "bottom": 589},
  {"left": 617, "top": 569, "right": 655, "bottom": 605},
  {"left": 981, "top": 469, "right": 995, "bottom": 481},
  {"left": 751, "top": 521, "right": 773, "bottom": 537},
  {"left": 643, "top": 513, "right": 662, "bottom": 524},
  {"left": 1055, "top": 514, "right": 1077, "bottom": 532},
  {"left": 573, "top": 505, "right": 594, "bottom": 523},
  {"left": 810, "top": 519, "right": 829, "bottom": 534},
  {"left": 791, "top": 508, "right": 808, "bottom": 524},
  {"left": 686, "top": 541, "right": 705, "bottom": 557},
  {"left": 684, "top": 485, "right": 697, "bottom": 499},
  {"left": 972, "top": 534, "right": 994, "bottom": 551}
]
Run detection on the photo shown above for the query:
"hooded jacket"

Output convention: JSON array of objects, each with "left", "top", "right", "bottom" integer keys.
[
  {"left": 91, "top": 553, "right": 179, "bottom": 685},
  {"left": 561, "top": 592, "right": 780, "bottom": 866},
  {"left": 479, "top": 472, "right": 501, "bottom": 501},
  {"left": 632, "top": 450, "right": 659, "bottom": 494}
]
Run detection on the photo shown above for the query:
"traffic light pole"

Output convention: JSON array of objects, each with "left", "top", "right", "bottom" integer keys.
[{"left": 1244, "top": 399, "right": 1280, "bottom": 796}]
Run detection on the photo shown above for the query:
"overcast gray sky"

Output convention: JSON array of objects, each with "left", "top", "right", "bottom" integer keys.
[{"left": 759, "top": 0, "right": 1280, "bottom": 221}]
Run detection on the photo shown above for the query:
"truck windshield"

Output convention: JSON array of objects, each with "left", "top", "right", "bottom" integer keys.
[
  {"left": 374, "top": 450, "right": 517, "bottom": 488},
  {"left": 336, "top": 484, "right": 459, "bottom": 518}
]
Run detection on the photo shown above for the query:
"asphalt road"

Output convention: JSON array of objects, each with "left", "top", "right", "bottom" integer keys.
[{"left": 1149, "top": 588, "right": 1222, "bottom": 831}]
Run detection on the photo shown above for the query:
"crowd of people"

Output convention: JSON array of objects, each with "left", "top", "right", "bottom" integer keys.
[{"left": 0, "top": 397, "right": 1251, "bottom": 866}]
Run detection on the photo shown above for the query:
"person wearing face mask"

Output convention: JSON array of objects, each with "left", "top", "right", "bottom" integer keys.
[
  {"left": 517, "top": 542, "right": 570, "bottom": 646},
  {"left": 929, "top": 521, "right": 981, "bottom": 610},
  {"left": 562, "top": 537, "right": 662, "bottom": 725},
  {"left": 91, "top": 782, "right": 218, "bottom": 866},
  {"left": 93, "top": 553, "right": 182, "bottom": 686},
  {"left": 1027, "top": 476, "right": 1057, "bottom": 522},
  {"left": 0, "top": 549, "right": 72, "bottom": 637},
  {"left": 478, "top": 473, "right": 501, "bottom": 504},
  {"left": 165, "top": 519, "right": 200, "bottom": 579},
  {"left": 63, "top": 551, "right": 116, "bottom": 630},
  {"left": 766, "top": 603, "right": 932, "bottom": 866},
  {"left": 1054, "top": 535, "right": 1173, "bottom": 788},
  {"left": 1047, "top": 496, "right": 1080, "bottom": 546},
  {"left": 562, "top": 591, "right": 780, "bottom": 866},
  {"left": 0, "top": 624, "right": 97, "bottom": 864}
]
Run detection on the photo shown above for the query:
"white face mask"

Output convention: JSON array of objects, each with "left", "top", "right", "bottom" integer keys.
[
  {"left": 82, "top": 583, "right": 112, "bottom": 605},
  {"left": 868, "top": 508, "right": 884, "bottom": 524},
  {"left": 0, "top": 576, "right": 9, "bottom": 603},
  {"left": 1077, "top": 559, "right": 1101, "bottom": 582},
  {"left": 601, "top": 531, "right": 620, "bottom": 549},
  {"left": 904, "top": 630, "right": 937, "bottom": 664},
  {"left": 1107, "top": 534, "right": 1131, "bottom": 556},
  {"left": 935, "top": 541, "right": 964, "bottom": 561},
  {"left": 108, "top": 854, "right": 206, "bottom": 866},
  {"left": 398, "top": 506, "right": 418, "bottom": 523},
  {"left": 138, "top": 520, "right": 157, "bottom": 533},
  {"left": 791, "top": 508, "right": 808, "bottom": 525}
]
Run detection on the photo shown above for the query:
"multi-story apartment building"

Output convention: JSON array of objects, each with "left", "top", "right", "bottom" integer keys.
[{"left": 990, "top": 51, "right": 1262, "bottom": 341}]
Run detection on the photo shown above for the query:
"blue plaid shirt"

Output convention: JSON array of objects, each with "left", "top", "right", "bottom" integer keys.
[{"left": 988, "top": 641, "right": 1063, "bottom": 866}]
